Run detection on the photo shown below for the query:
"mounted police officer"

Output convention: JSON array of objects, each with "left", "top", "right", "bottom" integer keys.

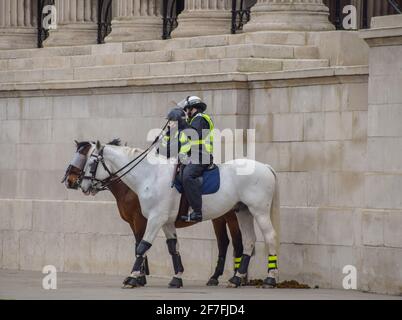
[{"left": 166, "top": 96, "right": 214, "bottom": 222}]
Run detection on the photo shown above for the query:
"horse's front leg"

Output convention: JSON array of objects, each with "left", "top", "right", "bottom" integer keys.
[
  {"left": 123, "top": 214, "right": 168, "bottom": 288},
  {"left": 163, "top": 224, "right": 184, "bottom": 288},
  {"left": 122, "top": 223, "right": 148, "bottom": 288}
]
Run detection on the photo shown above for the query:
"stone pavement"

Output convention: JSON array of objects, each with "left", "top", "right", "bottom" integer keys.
[{"left": 0, "top": 269, "right": 400, "bottom": 300}]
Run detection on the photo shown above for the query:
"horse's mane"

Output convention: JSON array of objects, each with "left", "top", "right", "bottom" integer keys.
[
  {"left": 75, "top": 139, "right": 121, "bottom": 151},
  {"left": 107, "top": 138, "right": 121, "bottom": 146}
]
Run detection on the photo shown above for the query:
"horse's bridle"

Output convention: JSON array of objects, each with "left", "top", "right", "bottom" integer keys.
[
  {"left": 81, "top": 146, "right": 114, "bottom": 192},
  {"left": 80, "top": 120, "right": 170, "bottom": 193}
]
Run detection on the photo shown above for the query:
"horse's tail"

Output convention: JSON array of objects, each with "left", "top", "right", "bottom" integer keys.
[{"left": 268, "top": 165, "right": 280, "bottom": 255}]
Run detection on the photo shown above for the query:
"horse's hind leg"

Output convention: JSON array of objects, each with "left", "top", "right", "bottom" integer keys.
[
  {"left": 226, "top": 211, "right": 244, "bottom": 280},
  {"left": 228, "top": 204, "right": 256, "bottom": 288},
  {"left": 207, "top": 217, "right": 230, "bottom": 286},
  {"left": 163, "top": 223, "right": 184, "bottom": 288},
  {"left": 250, "top": 205, "right": 279, "bottom": 288}
]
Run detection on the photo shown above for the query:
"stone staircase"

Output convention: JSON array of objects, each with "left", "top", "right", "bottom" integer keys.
[{"left": 0, "top": 31, "right": 330, "bottom": 84}]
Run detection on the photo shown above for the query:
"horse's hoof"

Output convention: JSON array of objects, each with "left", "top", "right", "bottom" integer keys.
[
  {"left": 228, "top": 276, "right": 241, "bottom": 288},
  {"left": 136, "top": 275, "right": 147, "bottom": 287},
  {"left": 206, "top": 278, "right": 219, "bottom": 286},
  {"left": 263, "top": 277, "right": 277, "bottom": 288},
  {"left": 168, "top": 277, "right": 183, "bottom": 288},
  {"left": 241, "top": 276, "right": 248, "bottom": 286},
  {"left": 122, "top": 276, "right": 139, "bottom": 289}
]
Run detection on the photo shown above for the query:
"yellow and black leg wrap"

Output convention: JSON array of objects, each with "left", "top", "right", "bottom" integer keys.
[
  {"left": 234, "top": 257, "right": 242, "bottom": 271},
  {"left": 267, "top": 255, "right": 278, "bottom": 272}
]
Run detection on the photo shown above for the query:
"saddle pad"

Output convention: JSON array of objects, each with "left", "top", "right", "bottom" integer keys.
[{"left": 174, "top": 166, "right": 220, "bottom": 195}]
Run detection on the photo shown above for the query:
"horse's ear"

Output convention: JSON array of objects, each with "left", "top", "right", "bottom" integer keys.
[
  {"left": 74, "top": 140, "right": 79, "bottom": 146},
  {"left": 96, "top": 140, "right": 101, "bottom": 150}
]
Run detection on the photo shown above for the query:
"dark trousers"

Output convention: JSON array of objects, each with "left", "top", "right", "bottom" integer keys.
[{"left": 182, "top": 164, "right": 208, "bottom": 212}]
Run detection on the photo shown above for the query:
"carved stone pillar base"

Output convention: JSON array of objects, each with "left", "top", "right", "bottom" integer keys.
[
  {"left": 105, "top": 16, "right": 162, "bottom": 43},
  {"left": 0, "top": 28, "right": 36, "bottom": 50},
  {"left": 243, "top": 1, "right": 335, "bottom": 32},
  {"left": 171, "top": 10, "right": 232, "bottom": 38},
  {"left": 43, "top": 23, "right": 98, "bottom": 47}
]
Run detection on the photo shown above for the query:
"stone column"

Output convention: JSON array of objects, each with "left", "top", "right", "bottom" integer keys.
[
  {"left": 105, "top": 0, "right": 162, "bottom": 42},
  {"left": 171, "top": 0, "right": 232, "bottom": 38},
  {"left": 43, "top": 0, "right": 98, "bottom": 47},
  {"left": 243, "top": 0, "right": 334, "bottom": 32},
  {"left": 0, "top": 0, "right": 37, "bottom": 49}
]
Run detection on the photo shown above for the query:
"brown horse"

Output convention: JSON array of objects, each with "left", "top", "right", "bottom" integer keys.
[{"left": 63, "top": 140, "right": 245, "bottom": 287}]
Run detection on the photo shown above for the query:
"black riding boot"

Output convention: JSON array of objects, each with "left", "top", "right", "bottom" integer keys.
[{"left": 180, "top": 164, "right": 205, "bottom": 222}]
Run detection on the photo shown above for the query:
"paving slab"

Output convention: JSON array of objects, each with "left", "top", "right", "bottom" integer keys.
[{"left": 0, "top": 270, "right": 400, "bottom": 300}]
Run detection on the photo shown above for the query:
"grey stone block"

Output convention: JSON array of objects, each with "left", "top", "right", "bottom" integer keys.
[
  {"left": 273, "top": 113, "right": 304, "bottom": 142},
  {"left": 281, "top": 207, "right": 318, "bottom": 245},
  {"left": 362, "top": 210, "right": 384, "bottom": 247},
  {"left": 384, "top": 212, "right": 402, "bottom": 248},
  {"left": 278, "top": 172, "right": 308, "bottom": 207},
  {"left": 250, "top": 88, "right": 290, "bottom": 115},
  {"left": 64, "top": 233, "right": 92, "bottom": 274},
  {"left": 19, "top": 231, "right": 45, "bottom": 271},
  {"left": 365, "top": 174, "right": 402, "bottom": 210},
  {"left": 1, "top": 230, "right": 20, "bottom": 269},
  {"left": 328, "top": 172, "right": 365, "bottom": 208},
  {"left": 0, "top": 199, "right": 32, "bottom": 231},
  {"left": 304, "top": 112, "right": 325, "bottom": 141},
  {"left": 317, "top": 208, "right": 355, "bottom": 246}
]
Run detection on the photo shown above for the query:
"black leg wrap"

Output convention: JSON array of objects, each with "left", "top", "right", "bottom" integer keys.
[
  {"left": 167, "top": 239, "right": 184, "bottom": 275},
  {"left": 166, "top": 238, "right": 178, "bottom": 255},
  {"left": 172, "top": 254, "right": 184, "bottom": 274},
  {"left": 136, "top": 242, "right": 150, "bottom": 275},
  {"left": 238, "top": 254, "right": 251, "bottom": 275},
  {"left": 132, "top": 240, "right": 152, "bottom": 272},
  {"left": 137, "top": 240, "right": 152, "bottom": 256},
  {"left": 143, "top": 256, "right": 150, "bottom": 275},
  {"left": 132, "top": 256, "right": 144, "bottom": 273}
]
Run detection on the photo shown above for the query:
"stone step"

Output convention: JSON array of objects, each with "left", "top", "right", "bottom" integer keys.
[
  {"left": 0, "top": 58, "right": 330, "bottom": 83},
  {"left": 1, "top": 44, "right": 319, "bottom": 72},
  {"left": 0, "top": 31, "right": 307, "bottom": 62},
  {"left": 0, "top": 42, "right": 123, "bottom": 60},
  {"left": 0, "top": 46, "right": 92, "bottom": 61},
  {"left": 123, "top": 31, "right": 308, "bottom": 52}
]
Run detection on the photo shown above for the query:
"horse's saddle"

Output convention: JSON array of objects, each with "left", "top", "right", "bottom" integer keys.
[
  {"left": 173, "top": 164, "right": 220, "bottom": 224},
  {"left": 173, "top": 164, "right": 220, "bottom": 195}
]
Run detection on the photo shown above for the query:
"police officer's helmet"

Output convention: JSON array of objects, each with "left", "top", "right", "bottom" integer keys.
[{"left": 177, "top": 96, "right": 207, "bottom": 113}]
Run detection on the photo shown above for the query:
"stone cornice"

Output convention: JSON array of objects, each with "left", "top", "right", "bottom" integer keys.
[
  {"left": 360, "top": 15, "right": 402, "bottom": 47},
  {"left": 0, "top": 66, "right": 368, "bottom": 97}
]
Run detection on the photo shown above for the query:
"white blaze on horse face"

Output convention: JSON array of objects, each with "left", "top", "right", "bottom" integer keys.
[{"left": 80, "top": 144, "right": 96, "bottom": 194}]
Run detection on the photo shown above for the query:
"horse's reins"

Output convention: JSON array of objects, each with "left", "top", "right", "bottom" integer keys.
[{"left": 83, "top": 120, "right": 169, "bottom": 191}]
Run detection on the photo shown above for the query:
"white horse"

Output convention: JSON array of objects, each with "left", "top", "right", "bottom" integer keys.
[{"left": 80, "top": 141, "right": 280, "bottom": 288}]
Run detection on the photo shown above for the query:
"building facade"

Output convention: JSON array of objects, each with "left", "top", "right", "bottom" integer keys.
[{"left": 0, "top": 1, "right": 402, "bottom": 295}]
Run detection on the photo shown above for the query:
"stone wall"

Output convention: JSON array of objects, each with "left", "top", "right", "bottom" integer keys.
[{"left": 2, "top": 70, "right": 400, "bottom": 294}]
